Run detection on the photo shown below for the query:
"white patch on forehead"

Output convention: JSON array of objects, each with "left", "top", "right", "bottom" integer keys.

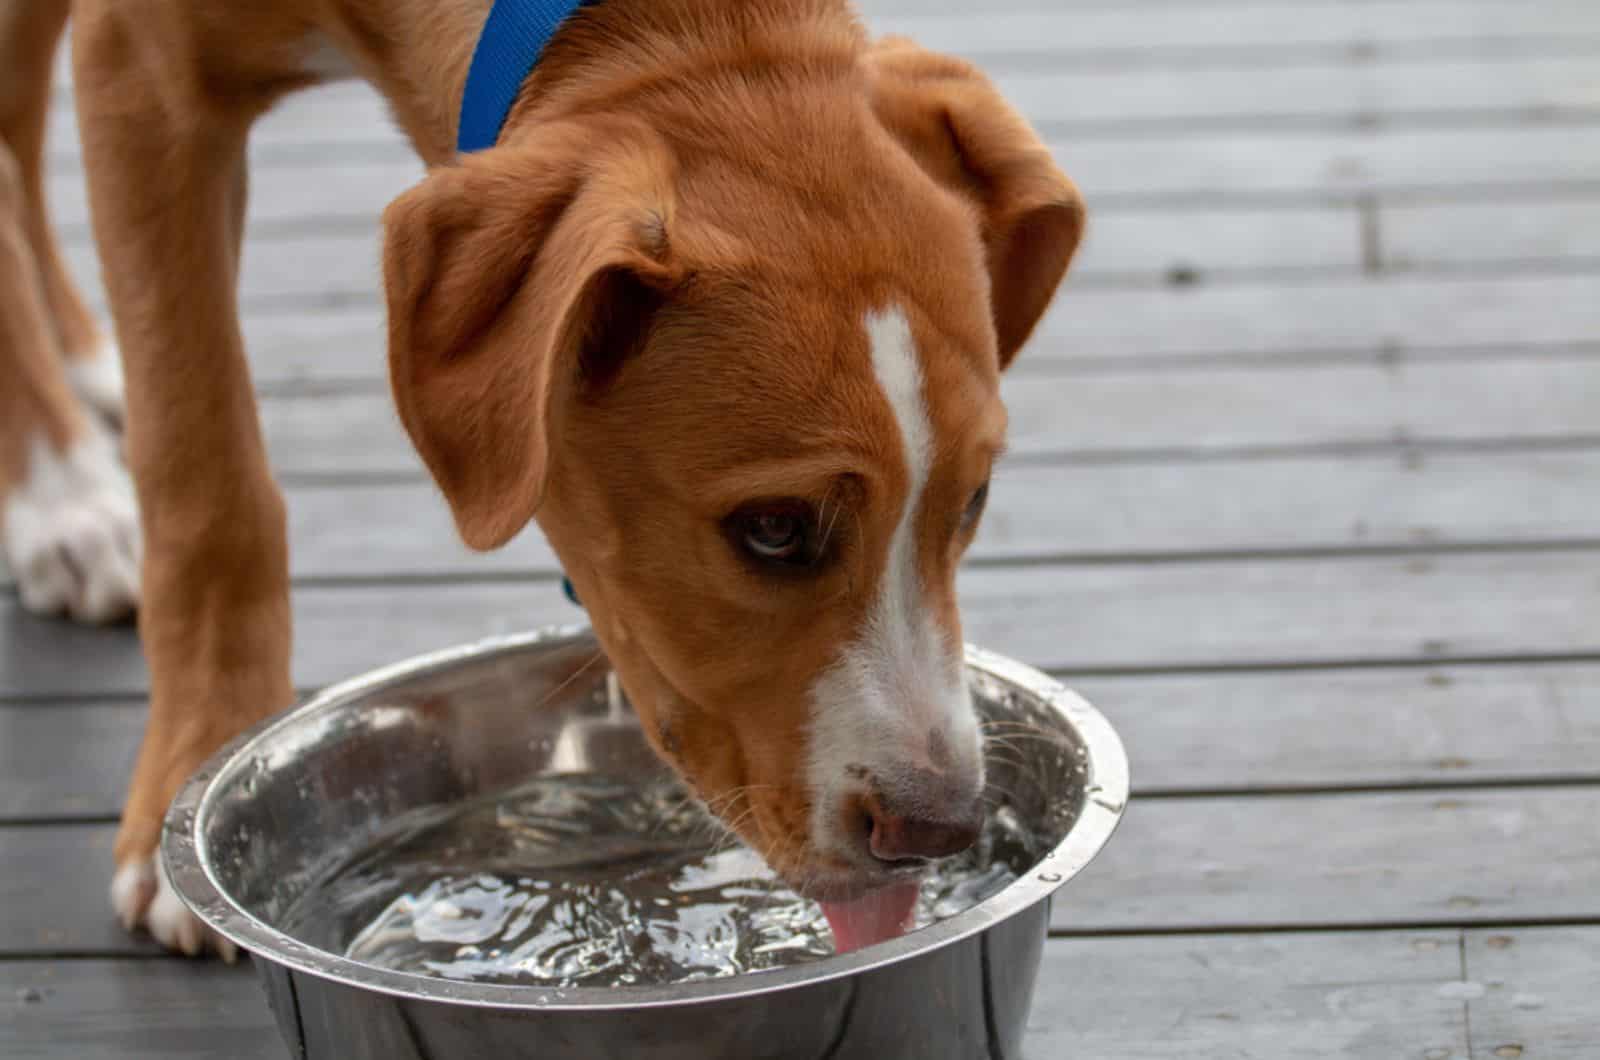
[
  {"left": 804, "top": 306, "right": 982, "bottom": 861},
  {"left": 868, "top": 311, "right": 933, "bottom": 493},
  {"left": 863, "top": 308, "right": 934, "bottom": 702}
]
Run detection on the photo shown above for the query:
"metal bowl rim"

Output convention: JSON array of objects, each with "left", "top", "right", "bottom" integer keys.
[{"left": 163, "top": 626, "right": 1129, "bottom": 1012}]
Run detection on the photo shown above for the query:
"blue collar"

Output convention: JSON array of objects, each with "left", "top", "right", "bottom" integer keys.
[{"left": 457, "top": 0, "right": 592, "bottom": 154}]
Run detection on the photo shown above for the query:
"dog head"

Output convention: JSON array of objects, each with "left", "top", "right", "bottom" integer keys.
[{"left": 382, "top": 39, "right": 1082, "bottom": 903}]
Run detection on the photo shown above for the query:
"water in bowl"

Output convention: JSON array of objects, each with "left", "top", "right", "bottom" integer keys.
[{"left": 282, "top": 772, "right": 1038, "bottom": 988}]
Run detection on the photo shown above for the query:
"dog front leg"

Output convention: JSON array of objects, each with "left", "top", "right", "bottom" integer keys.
[{"left": 72, "top": 6, "right": 293, "bottom": 958}]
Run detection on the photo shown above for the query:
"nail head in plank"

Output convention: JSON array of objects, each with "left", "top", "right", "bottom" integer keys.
[{"left": 1463, "top": 927, "right": 1600, "bottom": 1060}]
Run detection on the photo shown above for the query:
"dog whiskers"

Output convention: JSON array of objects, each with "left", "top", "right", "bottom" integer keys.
[{"left": 531, "top": 650, "right": 607, "bottom": 715}]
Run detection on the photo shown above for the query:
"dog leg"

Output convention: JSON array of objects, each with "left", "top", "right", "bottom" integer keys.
[
  {"left": 73, "top": 5, "right": 293, "bottom": 957},
  {"left": 0, "top": 133, "right": 140, "bottom": 623},
  {"left": 0, "top": 0, "right": 138, "bottom": 624},
  {"left": 0, "top": 0, "right": 122, "bottom": 425}
]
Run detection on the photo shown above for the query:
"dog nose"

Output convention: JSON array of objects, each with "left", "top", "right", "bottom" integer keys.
[{"left": 861, "top": 787, "right": 983, "bottom": 863}]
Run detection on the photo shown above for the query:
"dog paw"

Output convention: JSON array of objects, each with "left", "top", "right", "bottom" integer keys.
[
  {"left": 2, "top": 425, "right": 141, "bottom": 624},
  {"left": 111, "top": 855, "right": 238, "bottom": 962},
  {"left": 69, "top": 339, "right": 127, "bottom": 428}
]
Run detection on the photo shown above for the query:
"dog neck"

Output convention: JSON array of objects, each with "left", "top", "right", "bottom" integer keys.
[{"left": 354, "top": 0, "right": 864, "bottom": 165}]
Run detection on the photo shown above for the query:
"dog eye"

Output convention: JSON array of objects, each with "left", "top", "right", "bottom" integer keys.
[
  {"left": 730, "top": 504, "right": 818, "bottom": 567},
  {"left": 960, "top": 481, "right": 990, "bottom": 534},
  {"left": 746, "top": 512, "right": 805, "bottom": 559}
]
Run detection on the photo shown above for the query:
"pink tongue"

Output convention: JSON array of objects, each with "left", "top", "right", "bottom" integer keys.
[{"left": 820, "top": 882, "right": 921, "bottom": 954}]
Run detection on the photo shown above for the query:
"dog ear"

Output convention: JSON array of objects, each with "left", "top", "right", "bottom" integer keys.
[
  {"left": 382, "top": 129, "right": 680, "bottom": 550},
  {"left": 867, "top": 39, "right": 1085, "bottom": 370}
]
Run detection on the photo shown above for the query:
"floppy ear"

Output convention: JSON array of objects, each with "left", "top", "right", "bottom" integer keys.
[
  {"left": 382, "top": 129, "right": 680, "bottom": 550},
  {"left": 867, "top": 39, "right": 1085, "bottom": 369}
]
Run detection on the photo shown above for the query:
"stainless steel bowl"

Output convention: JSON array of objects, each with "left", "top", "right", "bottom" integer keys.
[{"left": 164, "top": 628, "right": 1127, "bottom": 1060}]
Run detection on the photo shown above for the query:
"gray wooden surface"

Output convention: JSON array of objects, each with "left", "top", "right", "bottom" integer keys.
[{"left": 6, "top": 0, "right": 1598, "bottom": 1057}]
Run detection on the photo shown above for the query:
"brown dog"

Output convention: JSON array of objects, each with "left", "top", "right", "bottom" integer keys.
[{"left": 0, "top": 0, "right": 1082, "bottom": 957}]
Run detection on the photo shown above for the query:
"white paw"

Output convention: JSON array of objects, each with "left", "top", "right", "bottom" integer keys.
[
  {"left": 69, "top": 338, "right": 126, "bottom": 427},
  {"left": 2, "top": 425, "right": 141, "bottom": 624},
  {"left": 110, "top": 855, "right": 239, "bottom": 962}
]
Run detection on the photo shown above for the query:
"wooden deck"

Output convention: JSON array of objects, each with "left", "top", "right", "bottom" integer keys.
[{"left": 6, "top": 0, "right": 1600, "bottom": 1056}]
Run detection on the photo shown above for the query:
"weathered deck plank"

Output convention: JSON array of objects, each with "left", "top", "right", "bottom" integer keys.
[
  {"left": 60, "top": 194, "right": 1600, "bottom": 307},
  {"left": 1054, "top": 787, "right": 1600, "bottom": 932},
  {"left": 1032, "top": 274, "right": 1600, "bottom": 362},
  {"left": 0, "top": 930, "right": 1472, "bottom": 1060},
  {"left": 10, "top": 662, "right": 1598, "bottom": 818},
  {"left": 871, "top": 2, "right": 1600, "bottom": 56},
  {"left": 47, "top": 0, "right": 1600, "bottom": 111},
  {"left": 47, "top": 48, "right": 1600, "bottom": 162},
  {"left": 0, "top": 960, "right": 280, "bottom": 1060},
  {"left": 270, "top": 447, "right": 1600, "bottom": 578},
  {"left": 232, "top": 358, "right": 1600, "bottom": 477},
  {"left": 4, "top": 549, "right": 1599, "bottom": 697},
  {"left": 1059, "top": 126, "right": 1600, "bottom": 205},
  {"left": 1383, "top": 198, "right": 1600, "bottom": 269},
  {"left": 213, "top": 278, "right": 1600, "bottom": 384},
  {"left": 1, "top": 702, "right": 140, "bottom": 818},
  {"left": 14, "top": 443, "right": 1594, "bottom": 589},
  {"left": 989, "top": 56, "right": 1600, "bottom": 127},
  {"left": 46, "top": 126, "right": 1600, "bottom": 240},
  {"left": 9, "top": 439, "right": 1594, "bottom": 589},
  {"left": 60, "top": 203, "right": 1369, "bottom": 305},
  {"left": 151, "top": 274, "right": 1600, "bottom": 376},
  {"left": 7, "top": 786, "right": 1597, "bottom": 951},
  {"left": 959, "top": 551, "right": 1600, "bottom": 672},
  {"left": 1027, "top": 930, "right": 1468, "bottom": 1059}
]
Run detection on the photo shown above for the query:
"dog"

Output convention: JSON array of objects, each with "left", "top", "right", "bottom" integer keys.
[{"left": 0, "top": 0, "right": 1082, "bottom": 957}]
